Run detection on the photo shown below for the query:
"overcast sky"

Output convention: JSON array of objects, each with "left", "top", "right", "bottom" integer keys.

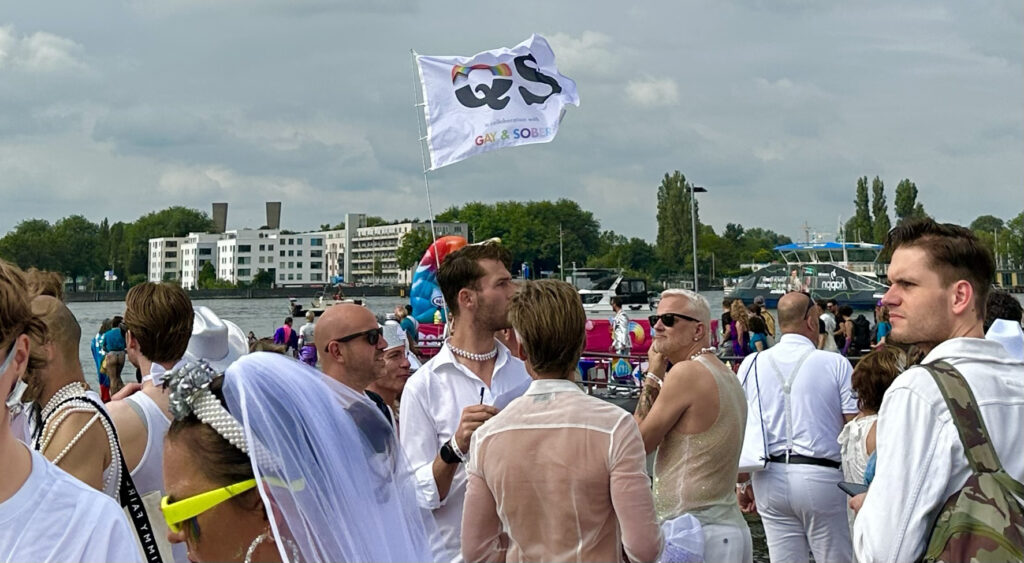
[{"left": 1, "top": 0, "right": 1021, "bottom": 244}]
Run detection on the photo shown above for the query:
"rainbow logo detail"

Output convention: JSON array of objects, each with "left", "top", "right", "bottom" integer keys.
[
  {"left": 612, "top": 358, "right": 632, "bottom": 377},
  {"left": 629, "top": 321, "right": 646, "bottom": 345},
  {"left": 451, "top": 63, "right": 513, "bottom": 82}
]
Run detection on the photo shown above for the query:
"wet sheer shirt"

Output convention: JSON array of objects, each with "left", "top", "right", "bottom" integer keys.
[
  {"left": 462, "top": 379, "right": 662, "bottom": 563},
  {"left": 653, "top": 355, "right": 747, "bottom": 527}
]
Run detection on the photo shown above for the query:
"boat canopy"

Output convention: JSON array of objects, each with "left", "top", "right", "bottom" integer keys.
[{"left": 774, "top": 242, "right": 882, "bottom": 267}]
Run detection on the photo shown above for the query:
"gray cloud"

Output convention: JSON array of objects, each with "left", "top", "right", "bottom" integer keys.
[{"left": 0, "top": 0, "right": 1020, "bottom": 244}]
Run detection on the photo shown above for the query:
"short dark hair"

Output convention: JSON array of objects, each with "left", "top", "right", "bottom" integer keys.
[
  {"left": 284, "top": 317, "right": 293, "bottom": 325},
  {"left": 437, "top": 242, "right": 512, "bottom": 317},
  {"left": 885, "top": 218, "right": 995, "bottom": 321},
  {"left": 985, "top": 289, "right": 1023, "bottom": 331},
  {"left": 610, "top": 296, "right": 623, "bottom": 308},
  {"left": 748, "top": 315, "right": 767, "bottom": 335},
  {"left": 839, "top": 305, "right": 853, "bottom": 319}
]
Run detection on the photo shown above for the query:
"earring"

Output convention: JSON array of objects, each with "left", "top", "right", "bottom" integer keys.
[{"left": 245, "top": 531, "right": 271, "bottom": 563}]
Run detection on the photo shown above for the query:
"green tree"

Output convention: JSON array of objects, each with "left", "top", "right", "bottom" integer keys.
[
  {"left": 845, "top": 176, "right": 874, "bottom": 242},
  {"left": 252, "top": 268, "right": 274, "bottom": 288},
  {"left": 0, "top": 219, "right": 58, "bottom": 271},
  {"left": 970, "top": 215, "right": 1005, "bottom": 234},
  {"left": 197, "top": 262, "right": 217, "bottom": 289},
  {"left": 894, "top": 179, "right": 922, "bottom": 223},
  {"left": 396, "top": 228, "right": 434, "bottom": 271},
  {"left": 1006, "top": 212, "right": 1024, "bottom": 269},
  {"left": 125, "top": 207, "right": 214, "bottom": 278},
  {"left": 52, "top": 215, "right": 102, "bottom": 291},
  {"left": 871, "top": 176, "right": 891, "bottom": 243},
  {"left": 655, "top": 171, "right": 699, "bottom": 274}
]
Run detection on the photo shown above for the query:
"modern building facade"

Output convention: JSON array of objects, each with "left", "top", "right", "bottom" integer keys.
[{"left": 148, "top": 237, "right": 186, "bottom": 283}]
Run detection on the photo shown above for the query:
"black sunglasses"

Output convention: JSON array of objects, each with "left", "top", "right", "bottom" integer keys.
[
  {"left": 324, "top": 327, "right": 383, "bottom": 352},
  {"left": 649, "top": 313, "right": 701, "bottom": 328}
]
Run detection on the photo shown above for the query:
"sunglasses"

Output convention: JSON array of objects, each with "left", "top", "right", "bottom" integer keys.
[
  {"left": 324, "top": 327, "right": 384, "bottom": 352},
  {"left": 161, "top": 478, "right": 257, "bottom": 534},
  {"left": 648, "top": 313, "right": 701, "bottom": 328}
]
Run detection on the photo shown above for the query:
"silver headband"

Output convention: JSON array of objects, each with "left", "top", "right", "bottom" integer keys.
[{"left": 164, "top": 360, "right": 249, "bottom": 454}]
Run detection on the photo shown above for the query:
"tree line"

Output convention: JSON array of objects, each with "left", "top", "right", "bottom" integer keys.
[{"left": 843, "top": 176, "right": 1023, "bottom": 268}]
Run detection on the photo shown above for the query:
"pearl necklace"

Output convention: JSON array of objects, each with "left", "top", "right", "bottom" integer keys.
[
  {"left": 446, "top": 337, "right": 498, "bottom": 362},
  {"left": 41, "top": 381, "right": 88, "bottom": 421},
  {"left": 689, "top": 347, "right": 718, "bottom": 361}
]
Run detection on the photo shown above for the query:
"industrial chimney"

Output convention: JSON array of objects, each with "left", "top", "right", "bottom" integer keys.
[
  {"left": 211, "top": 203, "right": 228, "bottom": 234},
  {"left": 266, "top": 202, "right": 282, "bottom": 230}
]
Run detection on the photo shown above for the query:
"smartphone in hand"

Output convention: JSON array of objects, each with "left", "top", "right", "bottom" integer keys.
[{"left": 837, "top": 481, "right": 869, "bottom": 497}]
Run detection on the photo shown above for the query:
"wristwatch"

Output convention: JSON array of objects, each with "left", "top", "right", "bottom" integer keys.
[{"left": 439, "top": 438, "right": 462, "bottom": 464}]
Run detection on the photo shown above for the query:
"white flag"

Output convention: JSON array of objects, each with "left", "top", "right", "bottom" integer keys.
[{"left": 416, "top": 34, "right": 579, "bottom": 170}]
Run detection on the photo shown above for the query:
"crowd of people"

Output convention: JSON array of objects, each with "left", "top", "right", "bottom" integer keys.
[{"left": 2, "top": 217, "right": 1024, "bottom": 562}]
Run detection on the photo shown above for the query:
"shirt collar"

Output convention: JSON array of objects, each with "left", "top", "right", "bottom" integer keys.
[
  {"left": 142, "top": 357, "right": 187, "bottom": 385},
  {"left": 523, "top": 378, "right": 582, "bottom": 396},
  {"left": 779, "top": 333, "right": 815, "bottom": 347},
  {"left": 921, "top": 336, "right": 1024, "bottom": 366}
]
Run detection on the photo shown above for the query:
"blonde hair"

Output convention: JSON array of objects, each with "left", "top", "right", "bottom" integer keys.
[
  {"left": 123, "top": 282, "right": 194, "bottom": 363},
  {"left": 508, "top": 280, "right": 585, "bottom": 377},
  {"left": 660, "top": 289, "right": 711, "bottom": 323},
  {"left": 25, "top": 268, "right": 65, "bottom": 301},
  {"left": 730, "top": 299, "right": 750, "bottom": 329}
]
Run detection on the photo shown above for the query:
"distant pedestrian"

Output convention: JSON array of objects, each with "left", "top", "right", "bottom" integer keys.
[
  {"left": 273, "top": 316, "right": 298, "bottom": 356},
  {"left": 728, "top": 299, "right": 750, "bottom": 358},
  {"left": 101, "top": 315, "right": 127, "bottom": 394},
  {"left": 748, "top": 314, "right": 769, "bottom": 352},
  {"left": 754, "top": 295, "right": 777, "bottom": 342},
  {"left": 298, "top": 310, "right": 317, "bottom": 366},
  {"left": 838, "top": 305, "right": 854, "bottom": 355},
  {"left": 610, "top": 296, "right": 631, "bottom": 357},
  {"left": 90, "top": 318, "right": 113, "bottom": 401}
]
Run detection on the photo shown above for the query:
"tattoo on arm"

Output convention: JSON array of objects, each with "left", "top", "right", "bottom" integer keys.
[{"left": 634, "top": 383, "right": 660, "bottom": 421}]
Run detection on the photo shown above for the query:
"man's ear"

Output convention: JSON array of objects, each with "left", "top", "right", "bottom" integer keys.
[
  {"left": 950, "top": 280, "right": 975, "bottom": 317},
  {"left": 458, "top": 287, "right": 474, "bottom": 312}
]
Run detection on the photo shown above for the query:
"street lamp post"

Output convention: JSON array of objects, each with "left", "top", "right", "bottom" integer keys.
[{"left": 690, "top": 185, "right": 708, "bottom": 292}]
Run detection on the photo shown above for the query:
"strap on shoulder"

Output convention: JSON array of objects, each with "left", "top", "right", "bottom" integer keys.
[{"left": 922, "top": 360, "right": 1002, "bottom": 474}]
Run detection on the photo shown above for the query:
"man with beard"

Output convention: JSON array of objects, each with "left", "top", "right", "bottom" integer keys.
[
  {"left": 400, "top": 241, "right": 531, "bottom": 563},
  {"left": 851, "top": 219, "right": 1024, "bottom": 561},
  {"left": 315, "top": 303, "right": 389, "bottom": 412},
  {"left": 634, "top": 289, "right": 752, "bottom": 562}
]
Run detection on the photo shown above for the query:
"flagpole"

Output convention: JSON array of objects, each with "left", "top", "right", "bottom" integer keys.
[{"left": 410, "top": 49, "right": 448, "bottom": 328}]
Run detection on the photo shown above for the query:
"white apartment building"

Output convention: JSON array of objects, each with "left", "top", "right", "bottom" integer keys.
[
  {"left": 148, "top": 237, "right": 186, "bottom": 283},
  {"left": 152, "top": 217, "right": 469, "bottom": 288},
  {"left": 216, "top": 229, "right": 280, "bottom": 286},
  {"left": 181, "top": 233, "right": 225, "bottom": 290},
  {"left": 347, "top": 221, "right": 468, "bottom": 284}
]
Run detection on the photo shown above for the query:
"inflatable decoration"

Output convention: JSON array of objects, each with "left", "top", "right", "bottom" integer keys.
[{"left": 410, "top": 235, "right": 468, "bottom": 323}]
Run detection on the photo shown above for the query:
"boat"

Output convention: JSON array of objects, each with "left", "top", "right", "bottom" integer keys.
[
  {"left": 571, "top": 268, "right": 655, "bottom": 317},
  {"left": 287, "top": 287, "right": 358, "bottom": 317},
  {"left": 723, "top": 242, "right": 889, "bottom": 309}
]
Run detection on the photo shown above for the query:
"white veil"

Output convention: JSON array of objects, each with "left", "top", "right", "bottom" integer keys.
[{"left": 222, "top": 352, "right": 437, "bottom": 562}]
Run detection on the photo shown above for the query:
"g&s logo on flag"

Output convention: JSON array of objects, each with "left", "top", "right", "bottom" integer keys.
[{"left": 416, "top": 34, "right": 580, "bottom": 170}]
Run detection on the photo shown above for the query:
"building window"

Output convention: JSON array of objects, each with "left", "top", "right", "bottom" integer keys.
[
  {"left": 238, "top": 245, "right": 251, "bottom": 252},
  {"left": 199, "top": 248, "right": 212, "bottom": 256},
  {"left": 296, "top": 238, "right": 303, "bottom": 245},
  {"left": 288, "top": 262, "right": 294, "bottom": 268},
  {"left": 297, "top": 274, "right": 303, "bottom": 281},
  {"left": 167, "top": 241, "right": 178, "bottom": 248},
  {"left": 296, "top": 250, "right": 303, "bottom": 257},
  {"left": 279, "top": 274, "right": 286, "bottom": 281},
  {"left": 238, "top": 269, "right": 251, "bottom": 277},
  {"left": 288, "top": 274, "right": 294, "bottom": 280},
  {"left": 311, "top": 238, "right": 323, "bottom": 246},
  {"left": 259, "top": 257, "right": 265, "bottom": 264},
  {"left": 311, "top": 262, "right": 322, "bottom": 270},
  {"left": 296, "top": 262, "right": 303, "bottom": 269},
  {"left": 280, "top": 250, "right": 286, "bottom": 257},
  {"left": 259, "top": 244, "right": 265, "bottom": 251},
  {"left": 311, "top": 273, "right": 323, "bottom": 281},
  {"left": 288, "top": 250, "right": 294, "bottom": 257},
  {"left": 269, "top": 245, "right": 274, "bottom": 251},
  {"left": 238, "top": 257, "right": 250, "bottom": 265},
  {"left": 311, "top": 250, "right": 323, "bottom": 258}
]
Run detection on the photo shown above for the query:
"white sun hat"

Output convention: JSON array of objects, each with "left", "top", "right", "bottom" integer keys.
[
  {"left": 985, "top": 318, "right": 1024, "bottom": 362},
  {"left": 184, "top": 306, "right": 249, "bottom": 372}
]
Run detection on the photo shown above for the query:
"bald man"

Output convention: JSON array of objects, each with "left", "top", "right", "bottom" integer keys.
[
  {"left": 735, "top": 291, "right": 857, "bottom": 563},
  {"left": 316, "top": 304, "right": 386, "bottom": 395},
  {"left": 24, "top": 296, "right": 119, "bottom": 498}
]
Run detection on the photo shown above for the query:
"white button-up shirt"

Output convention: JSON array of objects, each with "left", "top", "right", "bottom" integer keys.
[
  {"left": 399, "top": 340, "right": 531, "bottom": 563},
  {"left": 736, "top": 333, "right": 857, "bottom": 461},
  {"left": 853, "top": 337, "right": 1024, "bottom": 562}
]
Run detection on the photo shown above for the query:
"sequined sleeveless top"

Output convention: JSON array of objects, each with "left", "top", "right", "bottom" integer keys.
[{"left": 653, "top": 355, "right": 747, "bottom": 525}]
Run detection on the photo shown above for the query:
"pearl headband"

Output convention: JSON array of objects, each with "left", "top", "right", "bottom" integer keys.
[{"left": 163, "top": 360, "right": 249, "bottom": 454}]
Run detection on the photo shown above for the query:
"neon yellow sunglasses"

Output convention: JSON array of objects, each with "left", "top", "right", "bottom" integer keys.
[{"left": 160, "top": 478, "right": 258, "bottom": 533}]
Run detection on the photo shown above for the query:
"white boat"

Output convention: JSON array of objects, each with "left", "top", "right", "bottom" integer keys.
[{"left": 571, "top": 268, "right": 654, "bottom": 317}]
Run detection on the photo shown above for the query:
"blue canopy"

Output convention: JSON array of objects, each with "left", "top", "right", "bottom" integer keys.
[{"left": 774, "top": 242, "right": 883, "bottom": 251}]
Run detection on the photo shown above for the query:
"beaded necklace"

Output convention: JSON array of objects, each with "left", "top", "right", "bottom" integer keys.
[{"left": 445, "top": 337, "right": 498, "bottom": 362}]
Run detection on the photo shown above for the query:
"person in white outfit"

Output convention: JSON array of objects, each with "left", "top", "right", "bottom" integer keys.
[
  {"left": 735, "top": 291, "right": 857, "bottom": 563},
  {"left": 0, "top": 259, "right": 141, "bottom": 563},
  {"left": 851, "top": 219, "right": 1024, "bottom": 561}
]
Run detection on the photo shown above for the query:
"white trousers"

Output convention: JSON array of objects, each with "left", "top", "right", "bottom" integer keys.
[
  {"left": 702, "top": 521, "right": 753, "bottom": 563},
  {"left": 751, "top": 463, "right": 852, "bottom": 563}
]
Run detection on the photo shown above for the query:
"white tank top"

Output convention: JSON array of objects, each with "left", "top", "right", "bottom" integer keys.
[
  {"left": 124, "top": 392, "right": 170, "bottom": 496},
  {"left": 125, "top": 392, "right": 188, "bottom": 563}
]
